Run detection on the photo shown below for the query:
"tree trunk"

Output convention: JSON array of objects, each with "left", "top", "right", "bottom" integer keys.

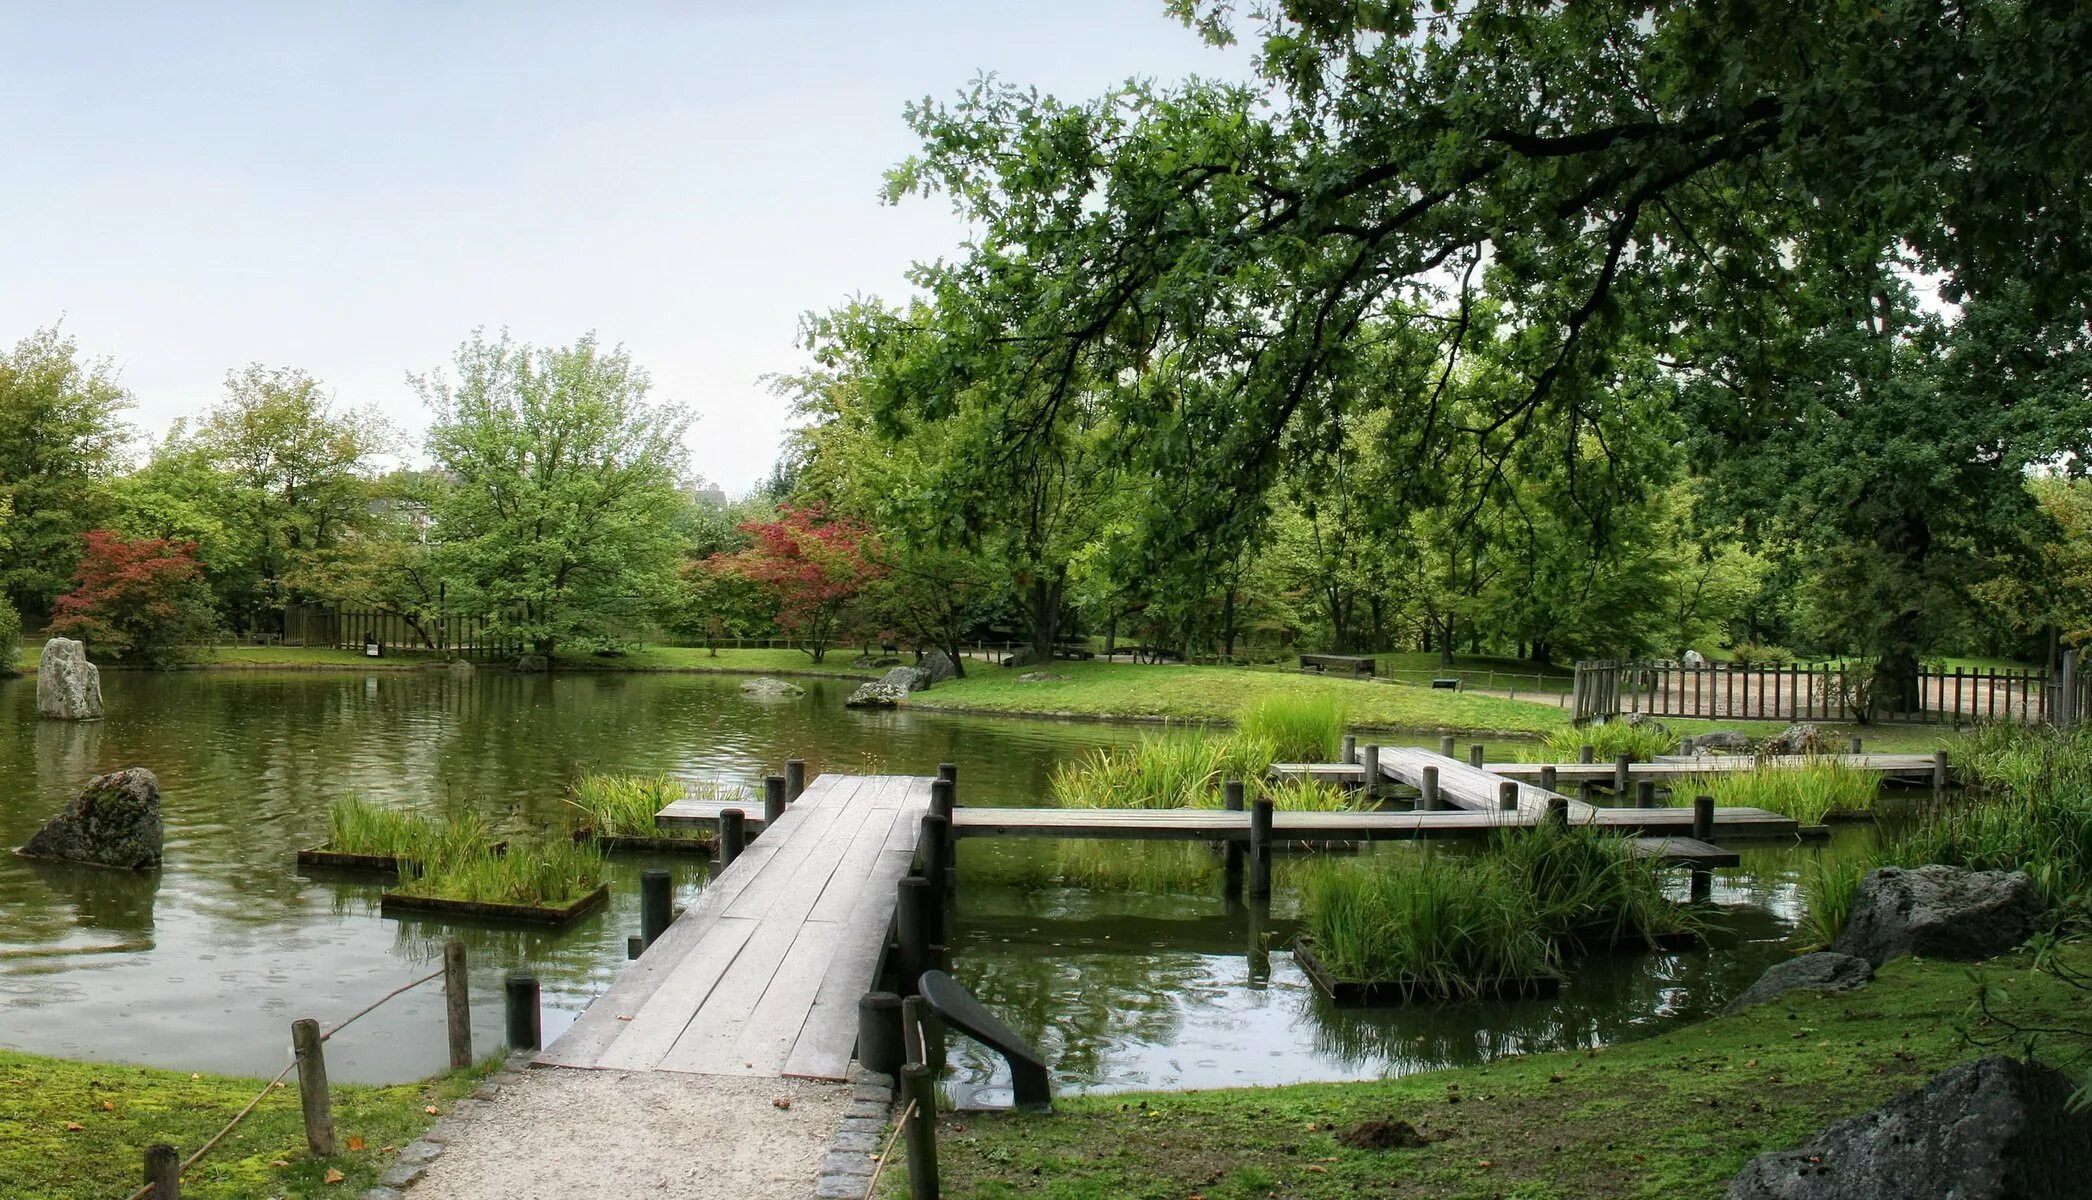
[
  {"left": 1222, "top": 589, "right": 1237, "bottom": 662},
  {"left": 1439, "top": 617, "right": 1456, "bottom": 668},
  {"left": 1105, "top": 610, "right": 1117, "bottom": 660},
  {"left": 1027, "top": 574, "right": 1063, "bottom": 667}
]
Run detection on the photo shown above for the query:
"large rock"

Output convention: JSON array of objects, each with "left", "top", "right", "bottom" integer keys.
[
  {"left": 878, "top": 665, "right": 930, "bottom": 693},
  {"left": 740, "top": 676, "right": 806, "bottom": 698},
  {"left": 1766, "top": 723, "right": 1826, "bottom": 755},
  {"left": 1724, "top": 952, "right": 1873, "bottom": 1014},
  {"left": 844, "top": 680, "right": 910, "bottom": 709},
  {"left": 919, "top": 648, "right": 957, "bottom": 685},
  {"left": 1724, "top": 1056, "right": 2090, "bottom": 1199},
  {"left": 18, "top": 768, "right": 163, "bottom": 869},
  {"left": 1684, "top": 729, "right": 1751, "bottom": 754},
  {"left": 512, "top": 654, "right": 550, "bottom": 673},
  {"left": 1831, "top": 865, "right": 2045, "bottom": 967},
  {"left": 36, "top": 638, "right": 103, "bottom": 721}
]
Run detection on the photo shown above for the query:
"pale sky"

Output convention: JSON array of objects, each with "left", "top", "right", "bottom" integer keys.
[{"left": 1, "top": 2, "right": 1252, "bottom": 492}]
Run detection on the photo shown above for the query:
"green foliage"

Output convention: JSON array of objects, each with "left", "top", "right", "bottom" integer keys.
[
  {"left": 1300, "top": 852, "right": 1554, "bottom": 994},
  {"left": 1687, "top": 762, "right": 1881, "bottom": 826},
  {"left": 0, "top": 591, "right": 19, "bottom": 673},
  {"left": 1490, "top": 822, "right": 1686, "bottom": 950},
  {"left": 391, "top": 837, "right": 605, "bottom": 907},
  {"left": 0, "top": 325, "right": 128, "bottom": 619},
  {"left": 1540, "top": 720, "right": 1676, "bottom": 763},
  {"left": 1049, "top": 731, "right": 1275, "bottom": 811},
  {"left": 1237, "top": 693, "right": 1347, "bottom": 762},
  {"left": 565, "top": 772, "right": 743, "bottom": 838},
  {"left": 324, "top": 799, "right": 494, "bottom": 873},
  {"left": 1726, "top": 641, "right": 1794, "bottom": 668}
]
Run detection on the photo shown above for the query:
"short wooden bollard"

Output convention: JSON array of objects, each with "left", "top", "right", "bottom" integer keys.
[
  {"left": 640, "top": 868, "right": 673, "bottom": 950},
  {"left": 1340, "top": 734, "right": 1356, "bottom": 765},
  {"left": 1933, "top": 750, "right": 1949, "bottom": 790},
  {"left": 920, "top": 814, "right": 951, "bottom": 916},
  {"left": 937, "top": 761, "right": 958, "bottom": 786},
  {"left": 1635, "top": 780, "right": 1657, "bottom": 809},
  {"left": 291, "top": 1018, "right": 334, "bottom": 1156},
  {"left": 930, "top": 777, "right": 957, "bottom": 887},
  {"left": 1579, "top": 744, "right": 1595, "bottom": 764},
  {"left": 1420, "top": 765, "right": 1440, "bottom": 812},
  {"left": 785, "top": 758, "right": 807, "bottom": 802},
  {"left": 901, "top": 1062, "right": 940, "bottom": 1200},
  {"left": 1848, "top": 736, "right": 1863, "bottom": 755},
  {"left": 1438, "top": 734, "right": 1456, "bottom": 758},
  {"left": 1498, "top": 780, "right": 1518, "bottom": 812},
  {"left": 1360, "top": 744, "right": 1380, "bottom": 798},
  {"left": 1222, "top": 780, "right": 1245, "bottom": 898},
  {"left": 1469, "top": 743, "right": 1486, "bottom": 769},
  {"left": 1614, "top": 754, "right": 1632, "bottom": 796},
  {"left": 1690, "top": 867, "right": 1713, "bottom": 903},
  {"left": 504, "top": 973, "right": 541, "bottom": 1050},
  {"left": 856, "top": 991, "right": 904, "bottom": 1077},
  {"left": 1538, "top": 765, "right": 1558, "bottom": 795},
  {"left": 719, "top": 808, "right": 747, "bottom": 866},
  {"left": 896, "top": 877, "right": 937, "bottom": 991},
  {"left": 1692, "top": 795, "right": 1715, "bottom": 842},
  {"left": 1546, "top": 797, "right": 1570, "bottom": 831},
  {"left": 443, "top": 938, "right": 472, "bottom": 1070},
  {"left": 1249, "top": 798, "right": 1274, "bottom": 899},
  {"left": 929, "top": 777, "right": 955, "bottom": 822},
  {"left": 764, "top": 775, "right": 786, "bottom": 826},
  {"left": 144, "top": 1142, "right": 180, "bottom": 1199},
  {"left": 627, "top": 935, "right": 644, "bottom": 960}
]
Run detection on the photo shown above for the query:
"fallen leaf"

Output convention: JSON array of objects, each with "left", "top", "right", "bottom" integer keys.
[
  {"left": 269, "top": 1160, "right": 290, "bottom": 1168},
  {"left": 1306, "top": 1165, "right": 1327, "bottom": 1173},
  {"left": 347, "top": 1136, "right": 367, "bottom": 1151},
  {"left": 99, "top": 1101, "right": 114, "bottom": 1111},
  {"left": 424, "top": 1105, "right": 440, "bottom": 1115},
  {"left": 63, "top": 1122, "right": 83, "bottom": 1132},
  {"left": 772, "top": 1097, "right": 792, "bottom": 1110},
  {"left": 1477, "top": 1159, "right": 1495, "bottom": 1168},
  {"left": 323, "top": 1167, "right": 345, "bottom": 1184}
]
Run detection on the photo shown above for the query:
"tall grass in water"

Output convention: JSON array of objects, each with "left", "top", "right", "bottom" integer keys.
[
  {"left": 1238, "top": 694, "right": 1348, "bottom": 762},
  {"left": 1049, "top": 841, "right": 1218, "bottom": 894},
  {"left": 326, "top": 797, "right": 431, "bottom": 858},
  {"left": 394, "top": 838, "right": 606, "bottom": 907},
  {"left": 1301, "top": 854, "right": 1554, "bottom": 995},
  {"left": 1050, "top": 731, "right": 1277, "bottom": 810},
  {"left": 565, "top": 772, "right": 746, "bottom": 838},
  {"left": 1540, "top": 720, "right": 1678, "bottom": 763},
  {"left": 1684, "top": 762, "right": 1880, "bottom": 825},
  {"left": 1951, "top": 723, "right": 2092, "bottom": 806},
  {"left": 1491, "top": 822, "right": 1686, "bottom": 949}
]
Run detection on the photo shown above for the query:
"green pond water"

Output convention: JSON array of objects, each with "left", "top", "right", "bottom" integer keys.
[{"left": 0, "top": 669, "right": 1880, "bottom": 1092}]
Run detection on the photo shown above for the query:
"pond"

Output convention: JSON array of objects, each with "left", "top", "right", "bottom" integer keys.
[{"left": 0, "top": 668, "right": 1877, "bottom": 1090}]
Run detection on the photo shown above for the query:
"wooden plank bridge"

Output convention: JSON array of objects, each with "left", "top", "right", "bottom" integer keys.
[
  {"left": 1273, "top": 751, "right": 1940, "bottom": 786},
  {"left": 540, "top": 773, "right": 931, "bottom": 1081}
]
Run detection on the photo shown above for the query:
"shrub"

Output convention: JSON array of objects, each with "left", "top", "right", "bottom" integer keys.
[
  {"left": 0, "top": 594, "right": 19, "bottom": 673},
  {"left": 46, "top": 530, "right": 218, "bottom": 667},
  {"left": 1727, "top": 641, "right": 1793, "bottom": 668},
  {"left": 1238, "top": 693, "right": 1348, "bottom": 762}
]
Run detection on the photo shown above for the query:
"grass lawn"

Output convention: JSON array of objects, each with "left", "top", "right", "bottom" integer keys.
[
  {"left": 908, "top": 662, "right": 1572, "bottom": 735},
  {"left": 0, "top": 1048, "right": 493, "bottom": 1200},
  {"left": 889, "top": 945, "right": 2089, "bottom": 1200}
]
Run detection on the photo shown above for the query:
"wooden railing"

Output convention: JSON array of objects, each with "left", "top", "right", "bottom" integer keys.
[{"left": 1573, "top": 657, "right": 2090, "bottom": 727}]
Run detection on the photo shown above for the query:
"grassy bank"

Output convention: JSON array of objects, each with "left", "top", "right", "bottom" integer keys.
[
  {"left": 889, "top": 945, "right": 2089, "bottom": 1200},
  {"left": 11, "top": 642, "right": 879, "bottom": 678},
  {"left": 906, "top": 662, "right": 1570, "bottom": 735},
  {"left": 1, "top": 1048, "right": 491, "bottom": 1200}
]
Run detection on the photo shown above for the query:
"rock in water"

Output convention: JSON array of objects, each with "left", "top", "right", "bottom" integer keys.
[
  {"left": 1724, "top": 952, "right": 1873, "bottom": 1014},
  {"left": 1831, "top": 865, "right": 2045, "bottom": 966},
  {"left": 512, "top": 654, "right": 550, "bottom": 673},
  {"left": 1684, "top": 729, "right": 1751, "bottom": 754},
  {"left": 741, "top": 676, "right": 806, "bottom": 698},
  {"left": 1767, "top": 723, "right": 1825, "bottom": 755},
  {"left": 877, "top": 665, "right": 930, "bottom": 693},
  {"left": 18, "top": 768, "right": 163, "bottom": 869},
  {"left": 1724, "top": 1056, "right": 2090, "bottom": 1199},
  {"left": 36, "top": 638, "right": 103, "bottom": 720},
  {"left": 447, "top": 658, "right": 476, "bottom": 676},
  {"left": 844, "top": 680, "right": 910, "bottom": 709},
  {"left": 919, "top": 648, "right": 957, "bottom": 685}
]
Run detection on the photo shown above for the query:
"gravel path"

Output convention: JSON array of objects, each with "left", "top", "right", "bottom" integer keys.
[{"left": 410, "top": 1068, "right": 849, "bottom": 1199}]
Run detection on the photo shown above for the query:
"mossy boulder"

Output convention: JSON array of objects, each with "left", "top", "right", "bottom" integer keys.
[
  {"left": 36, "top": 637, "right": 103, "bottom": 720},
  {"left": 18, "top": 768, "right": 162, "bottom": 869}
]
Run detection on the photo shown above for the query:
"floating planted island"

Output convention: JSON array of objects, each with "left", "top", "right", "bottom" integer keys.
[
  {"left": 381, "top": 838, "right": 608, "bottom": 927},
  {"left": 297, "top": 797, "right": 501, "bottom": 875},
  {"left": 563, "top": 771, "right": 725, "bottom": 855}
]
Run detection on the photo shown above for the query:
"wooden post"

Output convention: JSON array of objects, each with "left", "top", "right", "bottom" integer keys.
[
  {"left": 1340, "top": 734, "right": 1356, "bottom": 765},
  {"left": 857, "top": 991, "right": 904, "bottom": 1077},
  {"left": 1468, "top": 743, "right": 1485, "bottom": 769},
  {"left": 1933, "top": 750, "right": 1949, "bottom": 791},
  {"left": 641, "top": 868, "right": 672, "bottom": 950},
  {"left": 901, "top": 993, "right": 947, "bottom": 1077},
  {"left": 1614, "top": 754, "right": 1632, "bottom": 796},
  {"left": 1546, "top": 796, "right": 1569, "bottom": 831},
  {"left": 929, "top": 778, "right": 955, "bottom": 822},
  {"left": 1579, "top": 744, "right": 1595, "bottom": 764},
  {"left": 1693, "top": 795, "right": 1715, "bottom": 842},
  {"left": 1222, "top": 780, "right": 1245, "bottom": 899},
  {"left": 1439, "top": 734, "right": 1456, "bottom": 757},
  {"left": 897, "top": 877, "right": 936, "bottom": 991},
  {"left": 1538, "top": 765, "right": 1558, "bottom": 795},
  {"left": 937, "top": 761, "right": 958, "bottom": 786},
  {"left": 1635, "top": 781, "right": 1656, "bottom": 809},
  {"left": 291, "top": 1018, "right": 334, "bottom": 1156},
  {"left": 144, "top": 1143, "right": 179, "bottom": 1200},
  {"left": 443, "top": 939, "right": 471, "bottom": 1070},
  {"left": 1498, "top": 780, "right": 1518, "bottom": 811},
  {"left": 900, "top": 1062, "right": 940, "bottom": 1200},
  {"left": 929, "top": 777, "right": 957, "bottom": 888},
  {"left": 627, "top": 935, "right": 644, "bottom": 959},
  {"left": 920, "top": 814, "right": 950, "bottom": 913},
  {"left": 719, "top": 809, "right": 747, "bottom": 866},
  {"left": 1690, "top": 866, "right": 1713, "bottom": 903},
  {"left": 1848, "top": 736, "right": 1863, "bottom": 756},
  {"left": 1249, "top": 799, "right": 1274, "bottom": 899},
  {"left": 504, "top": 974, "right": 540, "bottom": 1050},
  {"left": 764, "top": 776, "right": 786, "bottom": 827},
  {"left": 785, "top": 759, "right": 807, "bottom": 802},
  {"left": 1420, "top": 765, "right": 1440, "bottom": 811},
  {"left": 1360, "top": 744, "right": 1380, "bottom": 798}
]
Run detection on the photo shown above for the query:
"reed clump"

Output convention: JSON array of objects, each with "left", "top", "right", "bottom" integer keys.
[
  {"left": 326, "top": 797, "right": 493, "bottom": 870},
  {"left": 1238, "top": 693, "right": 1349, "bottom": 763},
  {"left": 1492, "top": 821, "right": 1687, "bottom": 950},
  {"left": 1682, "top": 761, "right": 1880, "bottom": 826},
  {"left": 1540, "top": 720, "right": 1678, "bottom": 764},
  {"left": 565, "top": 771, "right": 742, "bottom": 838},
  {"left": 392, "top": 837, "right": 605, "bottom": 907}
]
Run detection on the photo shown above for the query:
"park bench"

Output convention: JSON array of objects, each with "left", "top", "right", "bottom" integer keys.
[
  {"left": 1299, "top": 653, "right": 1375, "bottom": 677},
  {"left": 1430, "top": 677, "right": 1462, "bottom": 690}
]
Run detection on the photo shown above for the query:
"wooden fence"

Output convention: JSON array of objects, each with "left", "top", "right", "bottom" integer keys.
[
  {"left": 283, "top": 603, "right": 528, "bottom": 661},
  {"left": 1572, "top": 657, "right": 2089, "bottom": 727}
]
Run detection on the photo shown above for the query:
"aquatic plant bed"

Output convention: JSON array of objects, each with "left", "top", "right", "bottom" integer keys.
[
  {"left": 1291, "top": 938, "right": 1563, "bottom": 1005},
  {"left": 380, "top": 882, "right": 610, "bottom": 927},
  {"left": 572, "top": 829, "right": 718, "bottom": 855},
  {"left": 296, "top": 841, "right": 506, "bottom": 875}
]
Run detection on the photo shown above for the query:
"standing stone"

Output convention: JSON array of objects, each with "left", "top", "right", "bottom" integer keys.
[
  {"left": 1831, "top": 865, "right": 2045, "bottom": 966},
  {"left": 36, "top": 638, "right": 104, "bottom": 721},
  {"left": 919, "top": 648, "right": 957, "bottom": 685},
  {"left": 18, "top": 768, "right": 163, "bottom": 869}
]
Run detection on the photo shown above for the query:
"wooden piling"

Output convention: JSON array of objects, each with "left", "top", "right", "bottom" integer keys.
[
  {"left": 443, "top": 938, "right": 472, "bottom": 1070},
  {"left": 1340, "top": 735, "right": 1356, "bottom": 765},
  {"left": 937, "top": 762, "right": 958, "bottom": 786},
  {"left": 1848, "top": 736, "right": 1863, "bottom": 755},
  {"left": 1693, "top": 794, "right": 1715, "bottom": 842},
  {"left": 719, "top": 809, "right": 747, "bottom": 866},
  {"left": 902, "top": 993, "right": 946, "bottom": 1077},
  {"left": 1222, "top": 780, "right": 1245, "bottom": 898},
  {"left": 1360, "top": 744, "right": 1380, "bottom": 797},
  {"left": 1469, "top": 743, "right": 1485, "bottom": 769},
  {"left": 1635, "top": 781, "right": 1657, "bottom": 809},
  {"left": 929, "top": 778, "right": 955, "bottom": 822},
  {"left": 1614, "top": 754, "right": 1632, "bottom": 796},
  {"left": 1420, "top": 765, "right": 1440, "bottom": 812},
  {"left": 785, "top": 759, "right": 807, "bottom": 802},
  {"left": 504, "top": 973, "right": 541, "bottom": 1050},
  {"left": 764, "top": 776, "right": 786, "bottom": 826},
  {"left": 1690, "top": 867, "right": 1713, "bottom": 903},
  {"left": 1546, "top": 797, "right": 1569, "bottom": 831},
  {"left": 291, "top": 1018, "right": 334, "bottom": 1156},
  {"left": 1439, "top": 734, "right": 1456, "bottom": 758},
  {"left": 627, "top": 935, "right": 643, "bottom": 959},
  {"left": 1933, "top": 750, "right": 1949, "bottom": 790},
  {"left": 901, "top": 1062, "right": 940, "bottom": 1200},
  {"left": 1498, "top": 780, "right": 1518, "bottom": 811},
  {"left": 641, "top": 868, "right": 673, "bottom": 949},
  {"left": 897, "top": 877, "right": 936, "bottom": 991},
  {"left": 930, "top": 778, "right": 957, "bottom": 887},
  {"left": 920, "top": 814, "right": 950, "bottom": 912},
  {"left": 1249, "top": 798, "right": 1274, "bottom": 899},
  {"left": 1579, "top": 744, "right": 1595, "bottom": 764},
  {"left": 144, "top": 1143, "right": 179, "bottom": 1200},
  {"left": 856, "top": 991, "right": 904, "bottom": 1077},
  {"left": 1538, "top": 765, "right": 1557, "bottom": 794}
]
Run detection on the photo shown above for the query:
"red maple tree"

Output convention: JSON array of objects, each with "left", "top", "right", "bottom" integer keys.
[
  {"left": 48, "top": 530, "right": 219, "bottom": 666},
  {"left": 706, "top": 505, "right": 879, "bottom": 661}
]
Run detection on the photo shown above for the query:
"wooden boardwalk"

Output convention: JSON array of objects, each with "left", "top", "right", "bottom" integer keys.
[
  {"left": 1273, "top": 752, "right": 1937, "bottom": 787},
  {"left": 539, "top": 773, "right": 931, "bottom": 1081},
  {"left": 949, "top": 804, "right": 1796, "bottom": 842},
  {"left": 654, "top": 795, "right": 770, "bottom": 831}
]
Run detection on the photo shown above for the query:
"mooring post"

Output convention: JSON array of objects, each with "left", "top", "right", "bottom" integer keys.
[
  {"left": 1546, "top": 796, "right": 1570, "bottom": 831},
  {"left": 1339, "top": 734, "right": 1356, "bottom": 765},
  {"left": 1933, "top": 749, "right": 1949, "bottom": 791},
  {"left": 291, "top": 1018, "right": 334, "bottom": 1156},
  {"left": 1690, "top": 867, "right": 1713, "bottom": 903},
  {"left": 1693, "top": 794, "right": 1715, "bottom": 842},
  {"left": 1579, "top": 744, "right": 1595, "bottom": 764},
  {"left": 1222, "top": 780, "right": 1245, "bottom": 899},
  {"left": 1498, "top": 780, "right": 1519, "bottom": 812},
  {"left": 641, "top": 868, "right": 672, "bottom": 950},
  {"left": 1538, "top": 765, "right": 1558, "bottom": 795},
  {"left": 785, "top": 758, "right": 807, "bottom": 802},
  {"left": 1420, "top": 765, "right": 1440, "bottom": 811},
  {"left": 1469, "top": 743, "right": 1486, "bottom": 769},
  {"left": 1360, "top": 744, "right": 1380, "bottom": 798},
  {"left": 920, "top": 814, "right": 951, "bottom": 925},
  {"left": 900, "top": 1062, "right": 940, "bottom": 1200},
  {"left": 1614, "top": 754, "right": 1632, "bottom": 796},
  {"left": 719, "top": 808, "right": 747, "bottom": 866},
  {"left": 627, "top": 935, "right": 643, "bottom": 960},
  {"left": 504, "top": 973, "right": 540, "bottom": 1050},
  {"left": 443, "top": 938, "right": 472, "bottom": 1070},
  {"left": 937, "top": 761, "right": 958, "bottom": 787},
  {"left": 144, "top": 1143, "right": 179, "bottom": 1200},
  {"left": 897, "top": 877, "right": 937, "bottom": 992},
  {"left": 1635, "top": 780, "right": 1657, "bottom": 809},
  {"left": 930, "top": 777, "right": 957, "bottom": 887},
  {"left": 764, "top": 776, "right": 786, "bottom": 827},
  {"left": 1438, "top": 734, "right": 1456, "bottom": 758},
  {"left": 857, "top": 991, "right": 904, "bottom": 1077},
  {"left": 1249, "top": 798, "right": 1274, "bottom": 899},
  {"left": 929, "top": 778, "right": 955, "bottom": 823}
]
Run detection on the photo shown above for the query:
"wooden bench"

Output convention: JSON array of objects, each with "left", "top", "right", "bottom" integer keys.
[{"left": 1299, "top": 653, "right": 1375, "bottom": 677}]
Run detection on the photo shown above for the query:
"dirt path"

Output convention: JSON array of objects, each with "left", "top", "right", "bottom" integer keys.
[{"left": 408, "top": 1068, "right": 848, "bottom": 1199}]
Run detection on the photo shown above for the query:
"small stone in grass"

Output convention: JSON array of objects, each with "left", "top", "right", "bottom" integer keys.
[{"left": 1337, "top": 1120, "right": 1430, "bottom": 1150}]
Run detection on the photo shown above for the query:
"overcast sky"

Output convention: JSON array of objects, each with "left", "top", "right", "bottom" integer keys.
[{"left": 2, "top": 2, "right": 1252, "bottom": 492}]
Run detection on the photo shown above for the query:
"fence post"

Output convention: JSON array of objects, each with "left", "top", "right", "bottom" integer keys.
[
  {"left": 1848, "top": 736, "right": 1863, "bottom": 756},
  {"left": 1222, "top": 780, "right": 1245, "bottom": 899},
  {"left": 144, "top": 1143, "right": 180, "bottom": 1199},
  {"left": 763, "top": 776, "right": 786, "bottom": 827},
  {"left": 785, "top": 759, "right": 807, "bottom": 802},
  {"left": 291, "top": 1018, "right": 335, "bottom": 1156},
  {"left": 1249, "top": 799, "right": 1274, "bottom": 899},
  {"left": 901, "top": 1062, "right": 940, "bottom": 1200},
  {"left": 641, "top": 869, "right": 673, "bottom": 950},
  {"left": 1933, "top": 750, "right": 1949, "bottom": 792},
  {"left": 443, "top": 939, "right": 472, "bottom": 1070},
  {"left": 504, "top": 974, "right": 541, "bottom": 1050}
]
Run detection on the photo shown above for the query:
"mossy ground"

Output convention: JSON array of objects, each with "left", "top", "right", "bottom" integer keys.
[
  {"left": 885, "top": 945, "right": 2088, "bottom": 1200},
  {"left": 0, "top": 1048, "right": 495, "bottom": 1200}
]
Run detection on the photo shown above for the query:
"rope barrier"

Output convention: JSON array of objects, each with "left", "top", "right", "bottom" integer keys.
[{"left": 122, "top": 966, "right": 447, "bottom": 1200}]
